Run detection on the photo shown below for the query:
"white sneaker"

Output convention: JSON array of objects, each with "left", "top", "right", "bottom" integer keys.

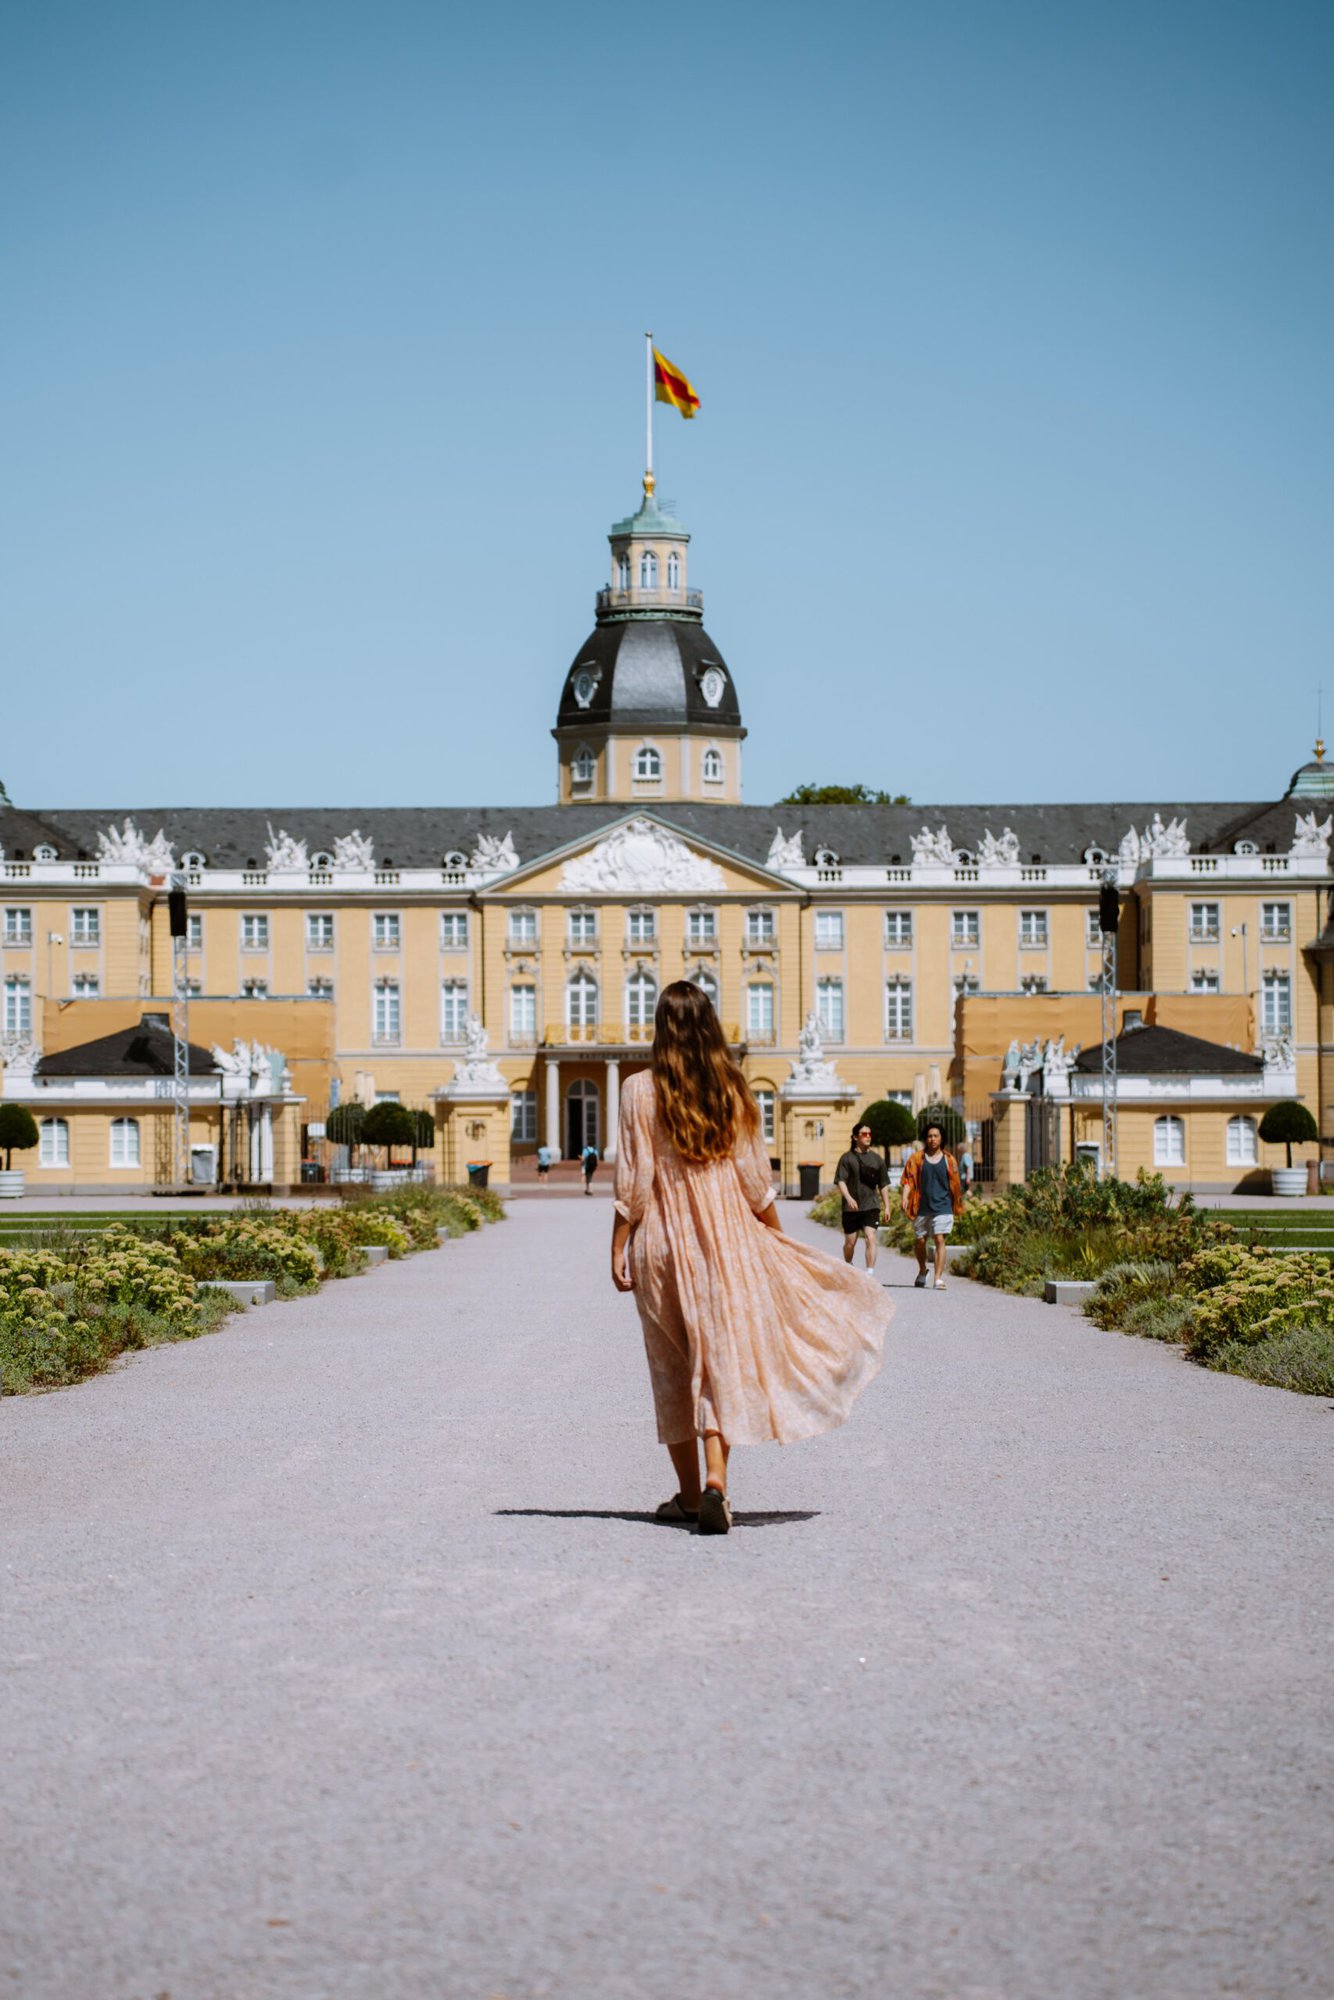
[{"left": 934, "top": 1280, "right": 947, "bottom": 1290}]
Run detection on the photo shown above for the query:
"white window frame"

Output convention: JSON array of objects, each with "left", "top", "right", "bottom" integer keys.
[
  {"left": 1260, "top": 901, "right": 1291, "bottom": 943},
  {"left": 1190, "top": 970, "right": 1220, "bottom": 993},
  {"left": 241, "top": 978, "right": 269, "bottom": 999},
  {"left": 816, "top": 975, "right": 845, "bottom": 1042},
  {"left": 951, "top": 909, "right": 980, "bottom": 949},
  {"left": 71, "top": 973, "right": 101, "bottom": 997},
  {"left": 701, "top": 746, "right": 723, "bottom": 783},
  {"left": 109, "top": 1117, "right": 141, "bottom": 1169},
  {"left": 666, "top": 549, "right": 681, "bottom": 589},
  {"left": 4, "top": 975, "right": 32, "bottom": 1034},
  {"left": 3, "top": 907, "right": 32, "bottom": 947},
  {"left": 688, "top": 908, "right": 717, "bottom": 947},
  {"left": 1153, "top": 1115, "right": 1185, "bottom": 1166},
  {"left": 186, "top": 911, "right": 204, "bottom": 952},
  {"left": 884, "top": 910, "right": 913, "bottom": 948},
  {"left": 568, "top": 909, "right": 598, "bottom": 946},
  {"left": 1020, "top": 974, "right": 1048, "bottom": 994},
  {"left": 306, "top": 976, "right": 334, "bottom": 998},
  {"left": 508, "top": 909, "right": 538, "bottom": 948},
  {"left": 70, "top": 906, "right": 100, "bottom": 947},
  {"left": 511, "top": 1089, "right": 538, "bottom": 1142},
  {"left": 616, "top": 553, "right": 631, "bottom": 591},
  {"left": 815, "top": 910, "right": 844, "bottom": 951},
  {"left": 1085, "top": 907, "right": 1103, "bottom": 948},
  {"left": 627, "top": 908, "right": 656, "bottom": 946},
  {"left": 746, "top": 907, "right": 776, "bottom": 948},
  {"left": 440, "top": 912, "right": 469, "bottom": 951},
  {"left": 746, "top": 981, "right": 775, "bottom": 1040},
  {"left": 625, "top": 970, "right": 657, "bottom": 1030},
  {"left": 1189, "top": 902, "right": 1221, "bottom": 943},
  {"left": 40, "top": 1117, "right": 69, "bottom": 1167},
  {"left": 372, "top": 912, "right": 401, "bottom": 952},
  {"left": 440, "top": 979, "right": 470, "bottom": 1043},
  {"left": 373, "top": 979, "right": 401, "bottom": 1044},
  {"left": 241, "top": 913, "right": 269, "bottom": 952},
  {"left": 954, "top": 972, "right": 981, "bottom": 996},
  {"left": 1019, "top": 909, "right": 1048, "bottom": 949},
  {"left": 639, "top": 549, "right": 658, "bottom": 589},
  {"left": 754, "top": 1088, "right": 776, "bottom": 1145},
  {"left": 1226, "top": 1114, "right": 1258, "bottom": 1166},
  {"left": 566, "top": 970, "right": 599, "bottom": 1030},
  {"left": 633, "top": 744, "right": 662, "bottom": 782},
  {"left": 509, "top": 983, "right": 537, "bottom": 1041},
  {"left": 306, "top": 912, "right": 334, "bottom": 952},
  {"left": 571, "top": 745, "right": 596, "bottom": 788},
  {"left": 885, "top": 978, "right": 913, "bottom": 1042},
  {"left": 690, "top": 967, "right": 719, "bottom": 1007},
  {"left": 1262, "top": 970, "right": 1292, "bottom": 1033}
]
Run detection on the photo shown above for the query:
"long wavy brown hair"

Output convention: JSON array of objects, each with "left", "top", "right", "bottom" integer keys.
[{"left": 652, "top": 980, "right": 759, "bottom": 1163}]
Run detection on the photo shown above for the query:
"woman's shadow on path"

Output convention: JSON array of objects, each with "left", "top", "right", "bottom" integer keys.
[{"left": 495, "top": 1508, "right": 819, "bottom": 1531}]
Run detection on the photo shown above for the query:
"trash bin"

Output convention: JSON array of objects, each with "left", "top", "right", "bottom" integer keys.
[
  {"left": 798, "top": 1163, "right": 821, "bottom": 1201},
  {"left": 466, "top": 1162, "right": 491, "bottom": 1190}
]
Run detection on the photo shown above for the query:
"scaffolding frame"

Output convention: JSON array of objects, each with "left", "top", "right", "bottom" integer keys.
[{"left": 170, "top": 875, "right": 191, "bottom": 1189}]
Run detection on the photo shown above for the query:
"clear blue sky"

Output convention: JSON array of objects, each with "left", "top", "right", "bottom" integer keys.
[{"left": 3, "top": 0, "right": 1331, "bottom": 811}]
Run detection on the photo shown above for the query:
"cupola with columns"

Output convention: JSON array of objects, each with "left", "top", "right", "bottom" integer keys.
[{"left": 553, "top": 473, "right": 745, "bottom": 804}]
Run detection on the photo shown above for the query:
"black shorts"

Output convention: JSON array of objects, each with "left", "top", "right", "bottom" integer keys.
[{"left": 842, "top": 1206, "right": 882, "bottom": 1234}]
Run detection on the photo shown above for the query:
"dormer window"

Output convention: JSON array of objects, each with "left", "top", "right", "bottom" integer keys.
[
  {"left": 617, "top": 554, "right": 630, "bottom": 591},
  {"left": 667, "top": 550, "right": 680, "bottom": 589},
  {"left": 571, "top": 746, "right": 595, "bottom": 788},
  {"left": 639, "top": 550, "right": 658, "bottom": 589},
  {"left": 702, "top": 747, "right": 723, "bottom": 784},
  {"left": 634, "top": 745, "right": 662, "bottom": 782},
  {"left": 34, "top": 844, "right": 57, "bottom": 862},
  {"left": 310, "top": 850, "right": 333, "bottom": 870},
  {"left": 182, "top": 850, "right": 207, "bottom": 870}
]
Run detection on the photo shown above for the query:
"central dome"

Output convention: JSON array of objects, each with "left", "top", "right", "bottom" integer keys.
[{"left": 558, "top": 619, "right": 741, "bottom": 731}]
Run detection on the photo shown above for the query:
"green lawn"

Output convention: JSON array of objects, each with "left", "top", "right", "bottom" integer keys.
[{"left": 1223, "top": 1209, "right": 1334, "bottom": 1249}]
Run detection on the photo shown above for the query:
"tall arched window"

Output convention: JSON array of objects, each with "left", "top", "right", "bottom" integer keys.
[
  {"left": 634, "top": 745, "right": 662, "bottom": 782},
  {"left": 667, "top": 550, "right": 680, "bottom": 589},
  {"left": 567, "top": 969, "right": 599, "bottom": 1033},
  {"left": 1153, "top": 1115, "right": 1185, "bottom": 1166},
  {"left": 1226, "top": 1114, "right": 1258, "bottom": 1166},
  {"left": 639, "top": 550, "right": 658, "bottom": 589},
  {"left": 571, "top": 745, "right": 595, "bottom": 788},
  {"left": 617, "top": 554, "right": 631, "bottom": 591},
  {"left": 690, "top": 967, "right": 719, "bottom": 1008},
  {"left": 626, "top": 970, "right": 657, "bottom": 1033},
  {"left": 39, "top": 1117, "right": 69, "bottom": 1167},
  {"left": 702, "top": 747, "right": 723, "bottom": 784},
  {"left": 109, "top": 1117, "right": 140, "bottom": 1168}
]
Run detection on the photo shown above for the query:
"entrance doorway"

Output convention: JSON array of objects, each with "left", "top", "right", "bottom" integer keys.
[{"left": 566, "top": 1078, "right": 601, "bottom": 1158}]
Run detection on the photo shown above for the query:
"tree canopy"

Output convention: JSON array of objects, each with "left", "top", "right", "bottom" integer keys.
[
  {"left": 858, "top": 1099, "right": 918, "bottom": 1150},
  {"left": 1258, "top": 1099, "right": 1319, "bottom": 1167},
  {"left": 0, "top": 1103, "right": 39, "bottom": 1167},
  {"left": 775, "top": 782, "right": 910, "bottom": 806},
  {"left": 361, "top": 1101, "right": 417, "bottom": 1151}
]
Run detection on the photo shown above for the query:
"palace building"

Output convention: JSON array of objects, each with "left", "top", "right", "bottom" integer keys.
[{"left": 2, "top": 474, "right": 1332, "bottom": 1194}]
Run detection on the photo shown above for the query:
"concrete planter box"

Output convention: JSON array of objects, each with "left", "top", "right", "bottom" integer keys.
[
  {"left": 362, "top": 1244, "right": 389, "bottom": 1265},
  {"left": 1043, "top": 1279, "right": 1098, "bottom": 1306},
  {"left": 198, "top": 1279, "right": 276, "bottom": 1307},
  {"left": 1270, "top": 1167, "right": 1308, "bottom": 1197},
  {"left": 0, "top": 1170, "right": 26, "bottom": 1200},
  {"left": 436, "top": 1226, "right": 452, "bottom": 1246}
]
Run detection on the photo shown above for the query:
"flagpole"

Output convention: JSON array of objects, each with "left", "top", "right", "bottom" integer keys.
[{"left": 644, "top": 330, "right": 654, "bottom": 497}]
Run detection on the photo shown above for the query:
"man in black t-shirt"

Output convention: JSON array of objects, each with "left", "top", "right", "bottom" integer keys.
[{"left": 835, "top": 1122, "right": 889, "bottom": 1271}]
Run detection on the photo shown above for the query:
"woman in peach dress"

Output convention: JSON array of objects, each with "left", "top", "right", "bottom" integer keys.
[{"left": 610, "top": 981, "right": 893, "bottom": 1535}]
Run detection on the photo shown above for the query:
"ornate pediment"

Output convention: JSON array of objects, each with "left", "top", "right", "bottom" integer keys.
[{"left": 560, "top": 818, "right": 727, "bottom": 894}]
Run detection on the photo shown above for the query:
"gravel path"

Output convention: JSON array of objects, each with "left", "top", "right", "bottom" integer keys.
[{"left": 2, "top": 1201, "right": 1330, "bottom": 2000}]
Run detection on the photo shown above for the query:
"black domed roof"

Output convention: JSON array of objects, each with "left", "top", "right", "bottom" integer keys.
[{"left": 556, "top": 620, "right": 743, "bottom": 732}]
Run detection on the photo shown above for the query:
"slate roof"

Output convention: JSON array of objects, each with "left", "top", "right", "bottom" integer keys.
[
  {"left": 1073, "top": 1026, "right": 1262, "bottom": 1076},
  {"left": 555, "top": 620, "right": 743, "bottom": 731},
  {"left": 38, "top": 1013, "right": 217, "bottom": 1078},
  {"left": 0, "top": 796, "right": 1300, "bottom": 872}
]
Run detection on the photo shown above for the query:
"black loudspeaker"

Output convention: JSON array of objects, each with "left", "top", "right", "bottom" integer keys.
[
  {"left": 168, "top": 888, "right": 189, "bottom": 938},
  {"left": 1098, "top": 881, "right": 1120, "bottom": 936}
]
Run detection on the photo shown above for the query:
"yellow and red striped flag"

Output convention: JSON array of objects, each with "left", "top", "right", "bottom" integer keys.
[{"left": 653, "top": 347, "right": 700, "bottom": 419}]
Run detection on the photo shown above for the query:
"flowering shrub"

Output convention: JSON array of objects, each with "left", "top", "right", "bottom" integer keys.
[{"left": 175, "top": 1221, "right": 322, "bottom": 1289}]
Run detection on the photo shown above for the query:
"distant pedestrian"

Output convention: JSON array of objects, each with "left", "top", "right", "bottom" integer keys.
[
  {"left": 835, "top": 1122, "right": 889, "bottom": 1271},
  {"left": 900, "top": 1121, "right": 962, "bottom": 1291},
  {"left": 610, "top": 981, "right": 892, "bottom": 1535},
  {"left": 958, "top": 1142, "right": 975, "bottom": 1198},
  {"left": 581, "top": 1142, "right": 599, "bottom": 1194},
  {"left": 536, "top": 1143, "right": 554, "bottom": 1182}
]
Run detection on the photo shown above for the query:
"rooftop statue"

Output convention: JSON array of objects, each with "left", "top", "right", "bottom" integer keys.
[
  {"left": 910, "top": 824, "right": 955, "bottom": 867},
  {"left": 977, "top": 826, "right": 1021, "bottom": 868},
  {"left": 332, "top": 830, "right": 375, "bottom": 871},
  {"left": 96, "top": 818, "right": 175, "bottom": 874},
  {"left": 1291, "top": 810, "right": 1332, "bottom": 859},
  {"left": 470, "top": 830, "right": 519, "bottom": 874},
  {"left": 766, "top": 826, "right": 805, "bottom": 871},
  {"left": 265, "top": 824, "right": 308, "bottom": 872}
]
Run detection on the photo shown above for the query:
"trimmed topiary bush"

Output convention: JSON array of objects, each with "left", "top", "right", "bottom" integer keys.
[
  {"left": 859, "top": 1100, "right": 917, "bottom": 1151},
  {"left": 0, "top": 1103, "right": 39, "bottom": 1169},
  {"left": 917, "top": 1102, "right": 966, "bottom": 1148},
  {"left": 1258, "top": 1100, "right": 1319, "bottom": 1168}
]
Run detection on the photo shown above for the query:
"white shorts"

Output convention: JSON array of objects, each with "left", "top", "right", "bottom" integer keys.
[{"left": 914, "top": 1212, "right": 954, "bottom": 1238}]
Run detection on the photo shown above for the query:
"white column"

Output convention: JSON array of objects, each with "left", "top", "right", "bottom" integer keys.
[
  {"left": 545, "top": 1058, "right": 561, "bottom": 1154},
  {"left": 605, "top": 1057, "right": 621, "bottom": 1163}
]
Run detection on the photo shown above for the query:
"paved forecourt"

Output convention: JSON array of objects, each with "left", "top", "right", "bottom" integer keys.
[{"left": 2, "top": 1198, "right": 1330, "bottom": 2000}]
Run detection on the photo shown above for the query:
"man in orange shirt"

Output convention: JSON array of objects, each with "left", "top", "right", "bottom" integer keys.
[{"left": 899, "top": 1121, "right": 963, "bottom": 1291}]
